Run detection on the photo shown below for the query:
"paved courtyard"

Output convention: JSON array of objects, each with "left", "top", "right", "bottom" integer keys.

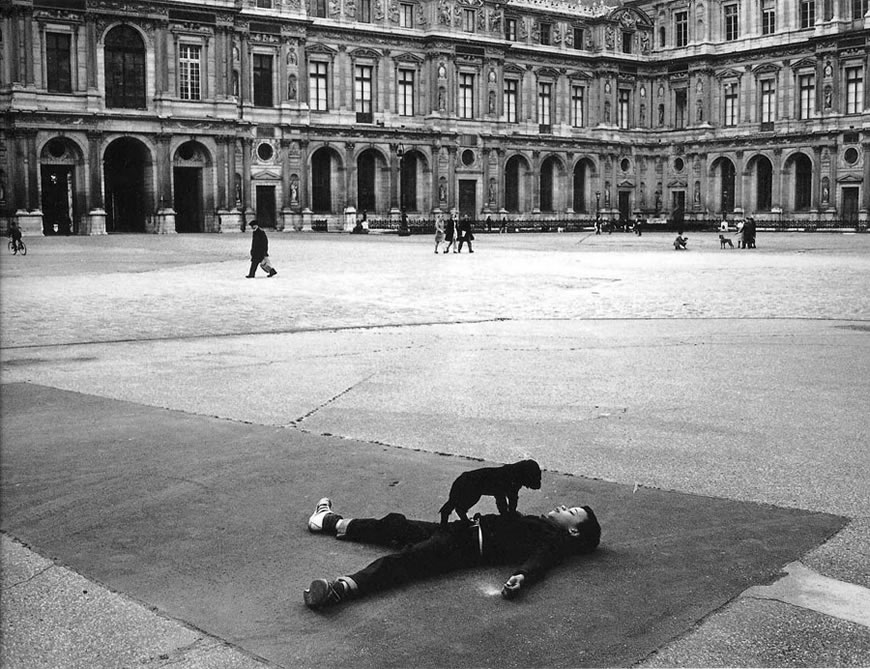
[{"left": 2, "top": 229, "right": 869, "bottom": 667}]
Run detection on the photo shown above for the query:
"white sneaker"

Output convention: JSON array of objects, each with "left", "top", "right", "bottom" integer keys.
[{"left": 308, "top": 497, "right": 334, "bottom": 532}]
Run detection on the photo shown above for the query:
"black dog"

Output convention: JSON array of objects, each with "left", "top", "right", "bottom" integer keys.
[
  {"left": 439, "top": 459, "right": 542, "bottom": 526},
  {"left": 719, "top": 234, "right": 734, "bottom": 248}
]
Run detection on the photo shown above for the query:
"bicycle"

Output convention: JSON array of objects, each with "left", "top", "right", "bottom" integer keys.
[{"left": 8, "top": 239, "right": 26, "bottom": 255}]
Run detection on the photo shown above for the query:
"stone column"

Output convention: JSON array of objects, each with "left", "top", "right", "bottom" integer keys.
[
  {"left": 565, "top": 151, "right": 574, "bottom": 213},
  {"left": 218, "top": 136, "right": 242, "bottom": 233},
  {"left": 431, "top": 142, "right": 442, "bottom": 213},
  {"left": 863, "top": 142, "right": 870, "bottom": 213},
  {"left": 446, "top": 146, "right": 457, "bottom": 212},
  {"left": 154, "top": 133, "right": 176, "bottom": 233}
]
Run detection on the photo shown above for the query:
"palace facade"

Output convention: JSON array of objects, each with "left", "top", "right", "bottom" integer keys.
[{"left": 1, "top": 0, "right": 869, "bottom": 235}]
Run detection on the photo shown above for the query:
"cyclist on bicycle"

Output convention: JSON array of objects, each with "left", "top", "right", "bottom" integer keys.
[{"left": 8, "top": 222, "right": 23, "bottom": 253}]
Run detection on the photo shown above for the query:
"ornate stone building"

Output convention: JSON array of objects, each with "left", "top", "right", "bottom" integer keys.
[{"left": 1, "top": 0, "right": 868, "bottom": 235}]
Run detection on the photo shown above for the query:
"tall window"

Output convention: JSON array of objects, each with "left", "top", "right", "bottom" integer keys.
[
  {"left": 761, "top": 0, "right": 776, "bottom": 34},
  {"left": 400, "top": 3, "right": 414, "bottom": 27},
  {"left": 618, "top": 89, "right": 630, "bottom": 129},
  {"left": 571, "top": 85, "right": 584, "bottom": 127},
  {"left": 800, "top": 0, "right": 816, "bottom": 28},
  {"left": 675, "top": 89, "right": 687, "bottom": 128},
  {"left": 854, "top": 0, "right": 869, "bottom": 19},
  {"left": 724, "top": 4, "right": 739, "bottom": 41},
  {"left": 178, "top": 44, "right": 201, "bottom": 100},
  {"left": 505, "top": 18, "right": 517, "bottom": 41},
  {"left": 540, "top": 23, "right": 551, "bottom": 45},
  {"left": 675, "top": 11, "right": 688, "bottom": 47},
  {"left": 253, "top": 54, "right": 273, "bottom": 107},
  {"left": 313, "top": 0, "right": 327, "bottom": 17},
  {"left": 622, "top": 31, "right": 633, "bottom": 53},
  {"left": 798, "top": 73, "right": 814, "bottom": 119},
  {"left": 354, "top": 64, "right": 373, "bottom": 120},
  {"left": 724, "top": 83, "right": 738, "bottom": 126},
  {"left": 459, "top": 72, "right": 474, "bottom": 118},
  {"left": 538, "top": 82, "right": 552, "bottom": 127},
  {"left": 46, "top": 32, "right": 72, "bottom": 93},
  {"left": 760, "top": 79, "right": 775, "bottom": 123},
  {"left": 105, "top": 25, "right": 146, "bottom": 108},
  {"left": 573, "top": 27, "right": 584, "bottom": 49},
  {"left": 504, "top": 79, "right": 518, "bottom": 123},
  {"left": 463, "top": 9, "right": 475, "bottom": 32},
  {"left": 398, "top": 68, "right": 414, "bottom": 116},
  {"left": 359, "top": 0, "right": 372, "bottom": 22},
  {"left": 846, "top": 66, "right": 864, "bottom": 114},
  {"left": 309, "top": 61, "right": 328, "bottom": 111}
]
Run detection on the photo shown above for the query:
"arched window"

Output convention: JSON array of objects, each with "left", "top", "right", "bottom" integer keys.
[{"left": 105, "top": 26, "right": 146, "bottom": 108}]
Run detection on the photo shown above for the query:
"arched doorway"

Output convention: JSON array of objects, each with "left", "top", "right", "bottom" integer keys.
[
  {"left": 753, "top": 155, "right": 773, "bottom": 212},
  {"left": 793, "top": 153, "right": 813, "bottom": 210},
  {"left": 104, "top": 137, "right": 152, "bottom": 232},
  {"left": 104, "top": 25, "right": 146, "bottom": 109},
  {"left": 504, "top": 155, "right": 530, "bottom": 213},
  {"left": 572, "top": 161, "right": 588, "bottom": 212},
  {"left": 540, "top": 157, "right": 560, "bottom": 212},
  {"left": 311, "top": 147, "right": 342, "bottom": 213},
  {"left": 400, "top": 151, "right": 418, "bottom": 212},
  {"left": 357, "top": 149, "right": 379, "bottom": 214},
  {"left": 713, "top": 157, "right": 736, "bottom": 213},
  {"left": 40, "top": 137, "right": 82, "bottom": 235},
  {"left": 173, "top": 140, "right": 211, "bottom": 233}
]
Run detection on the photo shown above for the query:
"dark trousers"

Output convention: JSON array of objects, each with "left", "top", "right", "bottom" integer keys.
[{"left": 343, "top": 513, "right": 480, "bottom": 595}]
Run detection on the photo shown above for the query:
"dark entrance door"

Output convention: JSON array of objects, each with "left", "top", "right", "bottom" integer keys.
[
  {"left": 174, "top": 167, "right": 202, "bottom": 232},
  {"left": 312, "top": 151, "right": 331, "bottom": 213},
  {"left": 573, "top": 165, "right": 586, "bottom": 212},
  {"left": 104, "top": 138, "right": 146, "bottom": 232},
  {"left": 256, "top": 185, "right": 277, "bottom": 227},
  {"left": 458, "top": 180, "right": 476, "bottom": 219},
  {"left": 618, "top": 191, "right": 631, "bottom": 226},
  {"left": 41, "top": 165, "right": 74, "bottom": 235},
  {"left": 357, "top": 152, "right": 376, "bottom": 213},
  {"left": 842, "top": 187, "right": 859, "bottom": 225}
]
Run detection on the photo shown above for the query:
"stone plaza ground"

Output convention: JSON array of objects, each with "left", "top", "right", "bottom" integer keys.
[{"left": 1, "top": 229, "right": 869, "bottom": 667}]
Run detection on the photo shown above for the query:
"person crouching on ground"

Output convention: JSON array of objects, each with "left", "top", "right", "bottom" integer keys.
[
  {"left": 303, "top": 496, "right": 601, "bottom": 608},
  {"left": 246, "top": 220, "right": 277, "bottom": 278}
]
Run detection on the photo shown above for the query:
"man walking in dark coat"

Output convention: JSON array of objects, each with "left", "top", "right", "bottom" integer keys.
[{"left": 246, "top": 220, "right": 277, "bottom": 278}]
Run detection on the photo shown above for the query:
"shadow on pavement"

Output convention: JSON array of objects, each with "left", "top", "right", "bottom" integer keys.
[{"left": 0, "top": 383, "right": 846, "bottom": 668}]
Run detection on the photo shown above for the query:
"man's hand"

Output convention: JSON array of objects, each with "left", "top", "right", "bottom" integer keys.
[{"left": 501, "top": 574, "right": 525, "bottom": 600}]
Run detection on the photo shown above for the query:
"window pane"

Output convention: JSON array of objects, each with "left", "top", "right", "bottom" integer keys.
[
  {"left": 571, "top": 85, "right": 584, "bottom": 126},
  {"left": 46, "top": 32, "right": 72, "bottom": 93},
  {"left": 179, "top": 44, "right": 201, "bottom": 100},
  {"left": 310, "top": 62, "right": 328, "bottom": 111},
  {"left": 504, "top": 79, "right": 517, "bottom": 122},
  {"left": 253, "top": 54, "right": 273, "bottom": 107},
  {"left": 398, "top": 69, "right": 414, "bottom": 116}
]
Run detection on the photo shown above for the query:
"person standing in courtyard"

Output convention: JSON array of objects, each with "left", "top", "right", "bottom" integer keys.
[
  {"left": 434, "top": 213, "right": 446, "bottom": 253},
  {"left": 443, "top": 213, "right": 456, "bottom": 254},
  {"left": 246, "top": 220, "right": 277, "bottom": 278},
  {"left": 457, "top": 214, "right": 474, "bottom": 253}
]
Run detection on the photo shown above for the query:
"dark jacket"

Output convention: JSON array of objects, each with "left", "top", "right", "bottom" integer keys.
[
  {"left": 250, "top": 227, "right": 268, "bottom": 261},
  {"left": 479, "top": 513, "right": 596, "bottom": 582}
]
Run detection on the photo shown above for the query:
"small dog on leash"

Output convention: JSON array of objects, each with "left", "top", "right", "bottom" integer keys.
[
  {"left": 719, "top": 234, "right": 734, "bottom": 249},
  {"left": 439, "top": 459, "right": 542, "bottom": 525}
]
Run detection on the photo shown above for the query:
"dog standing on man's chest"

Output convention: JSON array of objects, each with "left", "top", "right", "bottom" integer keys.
[
  {"left": 439, "top": 459, "right": 542, "bottom": 526},
  {"left": 720, "top": 234, "right": 734, "bottom": 248}
]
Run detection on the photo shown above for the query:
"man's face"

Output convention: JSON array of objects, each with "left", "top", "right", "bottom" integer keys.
[{"left": 547, "top": 505, "right": 588, "bottom": 534}]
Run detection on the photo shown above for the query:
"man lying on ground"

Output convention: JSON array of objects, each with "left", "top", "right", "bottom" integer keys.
[{"left": 303, "top": 496, "right": 601, "bottom": 608}]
